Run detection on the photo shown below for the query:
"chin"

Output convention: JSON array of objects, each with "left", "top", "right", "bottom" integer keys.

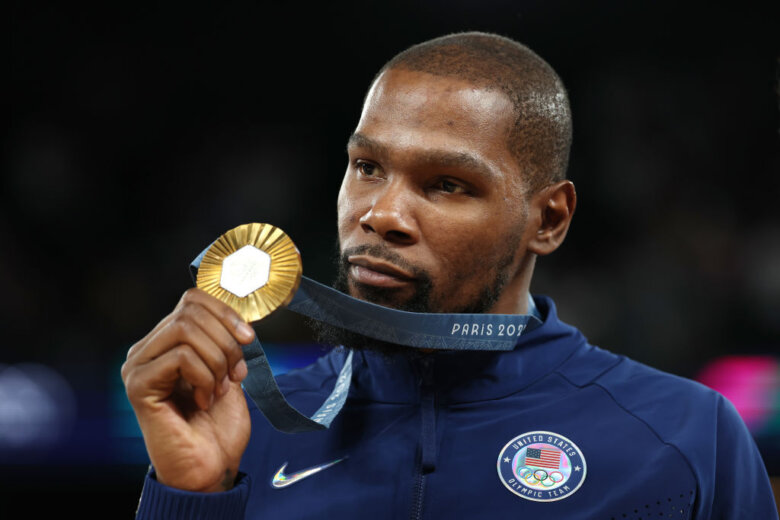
[
  {"left": 349, "top": 281, "right": 407, "bottom": 307},
  {"left": 347, "top": 278, "right": 434, "bottom": 313}
]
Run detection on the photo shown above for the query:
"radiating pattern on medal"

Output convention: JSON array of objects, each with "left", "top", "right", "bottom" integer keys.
[{"left": 196, "top": 223, "right": 302, "bottom": 322}]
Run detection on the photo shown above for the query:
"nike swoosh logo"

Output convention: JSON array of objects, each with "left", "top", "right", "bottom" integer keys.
[{"left": 270, "top": 457, "right": 347, "bottom": 489}]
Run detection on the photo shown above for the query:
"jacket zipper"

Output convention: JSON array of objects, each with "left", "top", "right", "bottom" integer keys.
[
  {"left": 410, "top": 470, "right": 426, "bottom": 520},
  {"left": 411, "top": 357, "right": 436, "bottom": 520}
]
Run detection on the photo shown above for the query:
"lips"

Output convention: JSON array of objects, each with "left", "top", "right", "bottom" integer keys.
[{"left": 347, "top": 255, "right": 415, "bottom": 288}]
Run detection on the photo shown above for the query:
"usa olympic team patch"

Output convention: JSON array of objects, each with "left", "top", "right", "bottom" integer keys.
[{"left": 497, "top": 430, "right": 586, "bottom": 502}]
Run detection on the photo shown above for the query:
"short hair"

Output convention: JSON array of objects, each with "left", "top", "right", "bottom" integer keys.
[{"left": 376, "top": 32, "right": 572, "bottom": 192}]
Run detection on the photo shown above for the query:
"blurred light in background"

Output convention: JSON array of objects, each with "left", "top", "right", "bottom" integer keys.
[
  {"left": 0, "top": 363, "right": 76, "bottom": 456},
  {"left": 696, "top": 355, "right": 780, "bottom": 435}
]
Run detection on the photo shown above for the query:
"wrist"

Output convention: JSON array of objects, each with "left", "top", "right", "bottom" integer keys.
[
  {"left": 199, "top": 469, "right": 238, "bottom": 493},
  {"left": 155, "top": 466, "right": 240, "bottom": 493},
  {"left": 138, "top": 469, "right": 251, "bottom": 519}
]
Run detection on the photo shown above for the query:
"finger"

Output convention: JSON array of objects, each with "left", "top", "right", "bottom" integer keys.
[
  {"left": 125, "top": 288, "right": 254, "bottom": 362},
  {"left": 171, "top": 289, "right": 254, "bottom": 382},
  {"left": 126, "top": 312, "right": 176, "bottom": 361},
  {"left": 172, "top": 346, "right": 219, "bottom": 410},
  {"left": 137, "top": 313, "right": 232, "bottom": 389},
  {"left": 177, "top": 288, "right": 255, "bottom": 345},
  {"left": 178, "top": 302, "right": 247, "bottom": 382},
  {"left": 125, "top": 344, "right": 216, "bottom": 411}
]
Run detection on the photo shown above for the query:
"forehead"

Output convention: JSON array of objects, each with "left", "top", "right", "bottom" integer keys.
[{"left": 354, "top": 68, "right": 518, "bottom": 171}]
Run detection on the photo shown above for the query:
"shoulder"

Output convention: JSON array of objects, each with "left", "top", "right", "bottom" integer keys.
[
  {"left": 554, "top": 342, "right": 777, "bottom": 518},
  {"left": 557, "top": 343, "right": 725, "bottom": 436}
]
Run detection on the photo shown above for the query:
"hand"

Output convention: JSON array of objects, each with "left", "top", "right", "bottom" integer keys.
[{"left": 121, "top": 288, "right": 255, "bottom": 492}]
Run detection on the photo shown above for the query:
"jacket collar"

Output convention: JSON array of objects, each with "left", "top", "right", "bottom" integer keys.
[{"left": 348, "top": 295, "right": 588, "bottom": 404}]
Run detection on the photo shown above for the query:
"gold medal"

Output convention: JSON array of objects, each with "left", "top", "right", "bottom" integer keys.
[{"left": 196, "top": 223, "right": 302, "bottom": 322}]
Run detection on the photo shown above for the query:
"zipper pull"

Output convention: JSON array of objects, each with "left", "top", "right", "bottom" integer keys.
[{"left": 418, "top": 356, "right": 434, "bottom": 386}]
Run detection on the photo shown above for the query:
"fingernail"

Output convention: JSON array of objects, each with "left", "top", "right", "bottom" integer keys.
[
  {"left": 234, "top": 359, "right": 248, "bottom": 380},
  {"left": 221, "top": 374, "right": 231, "bottom": 395},
  {"left": 237, "top": 321, "right": 253, "bottom": 340},
  {"left": 209, "top": 394, "right": 215, "bottom": 407}
]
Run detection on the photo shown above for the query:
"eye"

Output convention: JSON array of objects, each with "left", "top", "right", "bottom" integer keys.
[
  {"left": 434, "top": 179, "right": 467, "bottom": 194},
  {"left": 356, "top": 161, "right": 377, "bottom": 177}
]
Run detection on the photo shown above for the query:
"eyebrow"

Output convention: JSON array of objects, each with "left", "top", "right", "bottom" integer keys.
[{"left": 347, "top": 132, "right": 496, "bottom": 180}]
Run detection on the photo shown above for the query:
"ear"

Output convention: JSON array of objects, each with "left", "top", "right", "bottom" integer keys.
[{"left": 527, "top": 180, "right": 576, "bottom": 256}]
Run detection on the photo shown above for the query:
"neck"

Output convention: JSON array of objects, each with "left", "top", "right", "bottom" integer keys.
[{"left": 487, "top": 254, "right": 536, "bottom": 315}]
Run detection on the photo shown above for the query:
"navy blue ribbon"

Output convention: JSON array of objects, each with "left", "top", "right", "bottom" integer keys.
[{"left": 190, "top": 244, "right": 542, "bottom": 433}]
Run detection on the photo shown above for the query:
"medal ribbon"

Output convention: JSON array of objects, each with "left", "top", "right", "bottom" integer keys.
[{"left": 190, "top": 245, "right": 542, "bottom": 433}]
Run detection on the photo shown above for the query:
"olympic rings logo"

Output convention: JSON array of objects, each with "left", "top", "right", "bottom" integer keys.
[{"left": 516, "top": 466, "right": 565, "bottom": 488}]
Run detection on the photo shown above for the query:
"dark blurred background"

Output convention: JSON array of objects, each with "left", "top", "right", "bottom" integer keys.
[{"left": 4, "top": 0, "right": 779, "bottom": 515}]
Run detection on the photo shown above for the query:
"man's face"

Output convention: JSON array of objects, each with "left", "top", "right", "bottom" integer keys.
[{"left": 337, "top": 68, "right": 532, "bottom": 314}]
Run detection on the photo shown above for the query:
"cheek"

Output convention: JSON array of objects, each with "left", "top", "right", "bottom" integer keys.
[
  {"left": 423, "top": 206, "right": 503, "bottom": 254},
  {"left": 336, "top": 178, "right": 358, "bottom": 237},
  {"left": 425, "top": 225, "right": 494, "bottom": 278},
  {"left": 423, "top": 211, "right": 519, "bottom": 285},
  {"left": 425, "top": 235, "right": 511, "bottom": 312}
]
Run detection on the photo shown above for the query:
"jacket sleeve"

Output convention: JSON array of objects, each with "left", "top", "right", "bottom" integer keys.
[
  {"left": 705, "top": 395, "right": 778, "bottom": 519},
  {"left": 135, "top": 468, "right": 251, "bottom": 519}
]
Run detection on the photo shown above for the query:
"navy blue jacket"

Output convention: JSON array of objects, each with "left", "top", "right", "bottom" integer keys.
[{"left": 136, "top": 297, "right": 778, "bottom": 519}]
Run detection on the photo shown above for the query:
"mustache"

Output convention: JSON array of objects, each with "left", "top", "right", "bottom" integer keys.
[
  {"left": 339, "top": 244, "right": 428, "bottom": 279},
  {"left": 314, "top": 242, "right": 436, "bottom": 352}
]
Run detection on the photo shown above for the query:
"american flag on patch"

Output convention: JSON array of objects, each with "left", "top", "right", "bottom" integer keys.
[{"left": 525, "top": 448, "right": 560, "bottom": 469}]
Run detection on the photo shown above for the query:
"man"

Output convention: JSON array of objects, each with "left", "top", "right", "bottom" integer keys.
[{"left": 122, "top": 32, "right": 777, "bottom": 518}]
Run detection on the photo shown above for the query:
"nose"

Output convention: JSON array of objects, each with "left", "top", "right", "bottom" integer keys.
[{"left": 359, "top": 180, "right": 419, "bottom": 245}]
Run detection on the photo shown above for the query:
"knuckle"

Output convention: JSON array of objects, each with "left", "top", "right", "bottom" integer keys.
[
  {"left": 172, "top": 344, "right": 192, "bottom": 363},
  {"left": 180, "top": 302, "right": 208, "bottom": 325},
  {"left": 219, "top": 306, "right": 239, "bottom": 326},
  {"left": 179, "top": 301, "right": 199, "bottom": 317},
  {"left": 125, "top": 343, "right": 138, "bottom": 361},
  {"left": 213, "top": 353, "right": 228, "bottom": 374},
  {"left": 120, "top": 361, "right": 131, "bottom": 382},
  {"left": 171, "top": 314, "right": 192, "bottom": 334},
  {"left": 181, "top": 287, "right": 200, "bottom": 302},
  {"left": 123, "top": 370, "right": 142, "bottom": 399},
  {"left": 218, "top": 329, "right": 239, "bottom": 350}
]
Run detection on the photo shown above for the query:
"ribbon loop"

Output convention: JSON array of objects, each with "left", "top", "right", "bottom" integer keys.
[{"left": 190, "top": 242, "right": 541, "bottom": 433}]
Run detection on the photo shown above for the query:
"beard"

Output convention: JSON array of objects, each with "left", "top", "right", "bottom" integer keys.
[{"left": 308, "top": 242, "right": 515, "bottom": 357}]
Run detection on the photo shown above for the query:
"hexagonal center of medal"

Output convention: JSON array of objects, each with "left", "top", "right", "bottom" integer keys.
[{"left": 220, "top": 245, "right": 271, "bottom": 297}]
